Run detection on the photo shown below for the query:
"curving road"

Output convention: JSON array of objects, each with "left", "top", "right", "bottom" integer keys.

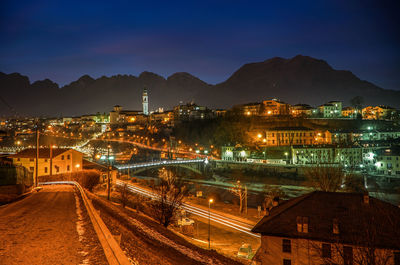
[
  {"left": 116, "top": 180, "right": 260, "bottom": 238},
  {"left": 0, "top": 185, "right": 107, "bottom": 265}
]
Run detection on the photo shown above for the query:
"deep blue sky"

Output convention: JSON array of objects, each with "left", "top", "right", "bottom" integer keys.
[{"left": 1, "top": 0, "right": 399, "bottom": 90}]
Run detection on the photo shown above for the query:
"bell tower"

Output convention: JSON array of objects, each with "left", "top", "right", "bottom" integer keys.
[{"left": 142, "top": 88, "right": 149, "bottom": 115}]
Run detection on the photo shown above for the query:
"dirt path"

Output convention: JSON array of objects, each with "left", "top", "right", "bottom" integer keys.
[{"left": 0, "top": 185, "right": 107, "bottom": 265}]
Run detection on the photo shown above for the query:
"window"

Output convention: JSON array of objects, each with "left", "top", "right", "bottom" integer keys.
[
  {"left": 283, "top": 259, "right": 291, "bottom": 265},
  {"left": 282, "top": 239, "right": 291, "bottom": 253},
  {"left": 29, "top": 167, "right": 34, "bottom": 172},
  {"left": 67, "top": 165, "right": 70, "bottom": 171},
  {"left": 56, "top": 166, "right": 59, "bottom": 173},
  {"left": 44, "top": 159, "right": 48, "bottom": 162},
  {"left": 44, "top": 167, "right": 48, "bottom": 173},
  {"left": 322, "top": 243, "right": 331, "bottom": 258},
  {"left": 17, "top": 158, "right": 20, "bottom": 161},
  {"left": 343, "top": 246, "right": 353, "bottom": 265},
  {"left": 29, "top": 158, "right": 34, "bottom": 162},
  {"left": 61, "top": 155, "right": 64, "bottom": 160},
  {"left": 297, "top": 216, "right": 309, "bottom": 233},
  {"left": 67, "top": 154, "right": 70, "bottom": 160}
]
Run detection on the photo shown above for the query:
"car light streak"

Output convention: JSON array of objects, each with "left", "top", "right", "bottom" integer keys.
[{"left": 116, "top": 180, "right": 260, "bottom": 238}]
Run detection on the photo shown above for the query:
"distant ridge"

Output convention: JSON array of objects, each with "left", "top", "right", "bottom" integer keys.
[{"left": 1, "top": 55, "right": 399, "bottom": 116}]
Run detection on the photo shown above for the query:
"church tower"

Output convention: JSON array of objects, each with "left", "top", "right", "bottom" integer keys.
[{"left": 142, "top": 88, "right": 149, "bottom": 115}]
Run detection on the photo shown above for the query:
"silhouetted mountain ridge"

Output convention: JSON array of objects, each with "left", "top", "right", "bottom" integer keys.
[{"left": 0, "top": 55, "right": 399, "bottom": 116}]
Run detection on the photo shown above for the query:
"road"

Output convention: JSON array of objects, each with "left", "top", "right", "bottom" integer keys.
[
  {"left": 0, "top": 185, "right": 107, "bottom": 265},
  {"left": 116, "top": 180, "right": 260, "bottom": 238}
]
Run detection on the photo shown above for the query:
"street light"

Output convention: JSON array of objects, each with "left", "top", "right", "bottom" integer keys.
[
  {"left": 208, "top": 198, "right": 213, "bottom": 249},
  {"left": 107, "top": 144, "right": 111, "bottom": 200}
]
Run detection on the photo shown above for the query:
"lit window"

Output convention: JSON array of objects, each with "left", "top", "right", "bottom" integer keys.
[{"left": 297, "top": 216, "right": 309, "bottom": 233}]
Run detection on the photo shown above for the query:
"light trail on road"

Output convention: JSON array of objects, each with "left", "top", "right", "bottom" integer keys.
[
  {"left": 115, "top": 159, "right": 206, "bottom": 170},
  {"left": 116, "top": 180, "right": 260, "bottom": 238}
]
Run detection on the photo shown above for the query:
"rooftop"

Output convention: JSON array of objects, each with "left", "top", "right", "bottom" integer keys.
[
  {"left": 252, "top": 191, "right": 400, "bottom": 249},
  {"left": 10, "top": 148, "right": 78, "bottom": 158}
]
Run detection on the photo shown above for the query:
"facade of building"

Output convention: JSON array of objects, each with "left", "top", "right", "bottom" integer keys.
[
  {"left": 221, "top": 146, "right": 250, "bottom": 161},
  {"left": 318, "top": 101, "right": 342, "bottom": 118},
  {"left": 291, "top": 145, "right": 363, "bottom": 167},
  {"left": 252, "top": 192, "right": 400, "bottom": 265},
  {"left": 233, "top": 102, "right": 262, "bottom": 116},
  {"left": 10, "top": 148, "right": 83, "bottom": 176},
  {"left": 290, "top": 104, "right": 313, "bottom": 117},
  {"left": 342, "top": 106, "right": 359, "bottom": 118},
  {"left": 375, "top": 147, "right": 400, "bottom": 177},
  {"left": 173, "top": 102, "right": 213, "bottom": 121},
  {"left": 362, "top": 106, "right": 397, "bottom": 120},
  {"left": 262, "top": 99, "right": 291, "bottom": 116},
  {"left": 261, "top": 127, "right": 331, "bottom": 146},
  {"left": 109, "top": 105, "right": 145, "bottom": 125}
]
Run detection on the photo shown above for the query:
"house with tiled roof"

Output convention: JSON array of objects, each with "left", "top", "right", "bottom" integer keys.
[
  {"left": 251, "top": 191, "right": 400, "bottom": 265},
  {"left": 10, "top": 148, "right": 83, "bottom": 176}
]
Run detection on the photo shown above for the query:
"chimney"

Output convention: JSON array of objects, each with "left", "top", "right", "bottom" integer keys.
[{"left": 363, "top": 193, "right": 369, "bottom": 205}]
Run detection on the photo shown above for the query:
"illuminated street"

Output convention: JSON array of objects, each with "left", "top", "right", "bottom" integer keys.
[{"left": 0, "top": 185, "right": 106, "bottom": 265}]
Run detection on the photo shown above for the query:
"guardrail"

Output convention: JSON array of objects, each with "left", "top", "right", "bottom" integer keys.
[{"left": 39, "top": 181, "right": 131, "bottom": 265}]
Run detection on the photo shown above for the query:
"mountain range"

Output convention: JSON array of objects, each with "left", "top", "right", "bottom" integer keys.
[{"left": 1, "top": 55, "right": 399, "bottom": 117}]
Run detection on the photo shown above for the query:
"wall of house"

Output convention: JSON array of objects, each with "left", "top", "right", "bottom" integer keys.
[{"left": 256, "top": 235, "right": 397, "bottom": 265}]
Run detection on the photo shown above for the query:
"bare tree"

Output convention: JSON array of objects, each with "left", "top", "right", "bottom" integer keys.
[
  {"left": 260, "top": 185, "right": 286, "bottom": 213},
  {"left": 150, "top": 171, "right": 187, "bottom": 227},
  {"left": 116, "top": 182, "right": 132, "bottom": 208},
  {"left": 305, "top": 166, "right": 345, "bottom": 192},
  {"left": 230, "top": 180, "right": 246, "bottom": 214}
]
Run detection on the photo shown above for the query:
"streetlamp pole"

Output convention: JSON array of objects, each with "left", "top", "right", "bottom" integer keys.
[
  {"left": 107, "top": 144, "right": 111, "bottom": 200},
  {"left": 208, "top": 198, "right": 213, "bottom": 249}
]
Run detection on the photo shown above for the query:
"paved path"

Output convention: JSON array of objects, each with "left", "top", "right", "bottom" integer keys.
[{"left": 0, "top": 185, "right": 106, "bottom": 265}]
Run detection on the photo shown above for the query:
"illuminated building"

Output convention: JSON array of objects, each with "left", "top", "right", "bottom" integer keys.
[
  {"left": 10, "top": 148, "right": 83, "bottom": 176},
  {"left": 291, "top": 145, "right": 363, "bottom": 167},
  {"left": 317, "top": 101, "right": 342, "bottom": 118},
  {"left": 362, "top": 105, "right": 397, "bottom": 120},
  {"left": 233, "top": 102, "right": 262, "bottom": 116},
  {"left": 142, "top": 87, "right": 149, "bottom": 115},
  {"left": 290, "top": 104, "right": 313, "bottom": 117},
  {"left": 341, "top": 106, "right": 359, "bottom": 118},
  {"left": 221, "top": 145, "right": 250, "bottom": 161},
  {"left": 109, "top": 105, "right": 144, "bottom": 124},
  {"left": 375, "top": 147, "right": 400, "bottom": 177},
  {"left": 261, "top": 127, "right": 331, "bottom": 146},
  {"left": 173, "top": 102, "right": 213, "bottom": 121},
  {"left": 262, "top": 99, "right": 290, "bottom": 116}
]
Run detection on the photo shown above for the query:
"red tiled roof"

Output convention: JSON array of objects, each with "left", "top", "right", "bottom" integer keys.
[{"left": 251, "top": 191, "right": 400, "bottom": 249}]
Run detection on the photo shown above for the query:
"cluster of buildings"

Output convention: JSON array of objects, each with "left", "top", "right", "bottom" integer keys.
[
  {"left": 235, "top": 99, "right": 398, "bottom": 120},
  {"left": 222, "top": 123, "right": 400, "bottom": 178}
]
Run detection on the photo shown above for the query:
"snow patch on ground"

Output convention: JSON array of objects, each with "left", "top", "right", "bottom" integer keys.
[
  {"left": 74, "top": 192, "right": 89, "bottom": 265},
  {"left": 125, "top": 214, "right": 223, "bottom": 265}
]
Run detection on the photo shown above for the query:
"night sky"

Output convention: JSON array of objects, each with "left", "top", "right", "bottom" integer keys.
[{"left": 1, "top": 0, "right": 399, "bottom": 90}]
